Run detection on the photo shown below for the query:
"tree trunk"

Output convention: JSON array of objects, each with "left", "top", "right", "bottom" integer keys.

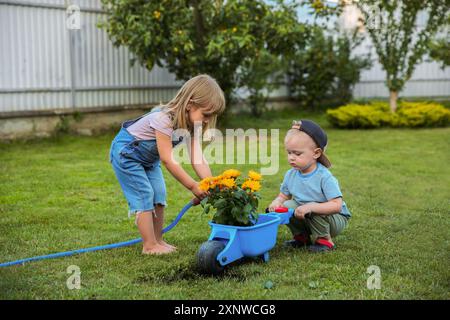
[
  {"left": 389, "top": 90, "right": 398, "bottom": 113},
  {"left": 192, "top": 0, "right": 205, "bottom": 48}
]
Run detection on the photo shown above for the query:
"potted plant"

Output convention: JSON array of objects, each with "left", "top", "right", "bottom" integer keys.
[{"left": 198, "top": 169, "right": 262, "bottom": 227}]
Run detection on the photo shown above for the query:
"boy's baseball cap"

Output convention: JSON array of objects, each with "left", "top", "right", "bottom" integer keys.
[{"left": 291, "top": 119, "right": 331, "bottom": 168}]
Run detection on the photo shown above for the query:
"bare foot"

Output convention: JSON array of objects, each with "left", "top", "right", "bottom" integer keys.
[
  {"left": 142, "top": 244, "right": 174, "bottom": 255},
  {"left": 159, "top": 240, "right": 177, "bottom": 251}
]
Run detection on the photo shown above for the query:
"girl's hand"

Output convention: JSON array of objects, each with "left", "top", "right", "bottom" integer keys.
[
  {"left": 191, "top": 197, "right": 202, "bottom": 206},
  {"left": 190, "top": 184, "right": 209, "bottom": 200}
]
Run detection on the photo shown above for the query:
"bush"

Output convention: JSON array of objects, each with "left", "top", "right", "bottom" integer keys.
[
  {"left": 396, "top": 102, "right": 450, "bottom": 127},
  {"left": 327, "top": 101, "right": 450, "bottom": 129},
  {"left": 99, "top": 0, "right": 305, "bottom": 113},
  {"left": 288, "top": 27, "right": 371, "bottom": 109}
]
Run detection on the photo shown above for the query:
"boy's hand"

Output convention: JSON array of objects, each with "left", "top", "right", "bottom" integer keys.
[
  {"left": 294, "top": 205, "right": 313, "bottom": 220},
  {"left": 268, "top": 200, "right": 283, "bottom": 212},
  {"left": 267, "top": 193, "right": 290, "bottom": 212}
]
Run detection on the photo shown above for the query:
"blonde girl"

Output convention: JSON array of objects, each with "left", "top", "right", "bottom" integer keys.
[{"left": 109, "top": 74, "right": 225, "bottom": 254}]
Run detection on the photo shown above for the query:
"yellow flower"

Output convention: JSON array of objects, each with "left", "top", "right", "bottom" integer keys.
[
  {"left": 232, "top": 27, "right": 237, "bottom": 33},
  {"left": 241, "top": 179, "right": 261, "bottom": 192},
  {"left": 221, "top": 169, "right": 241, "bottom": 179},
  {"left": 219, "top": 178, "right": 236, "bottom": 189},
  {"left": 248, "top": 170, "right": 262, "bottom": 181},
  {"left": 199, "top": 177, "right": 212, "bottom": 191},
  {"left": 153, "top": 10, "right": 161, "bottom": 20},
  {"left": 210, "top": 175, "right": 223, "bottom": 189}
]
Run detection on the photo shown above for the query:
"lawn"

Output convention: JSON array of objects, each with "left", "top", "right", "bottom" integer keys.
[{"left": 0, "top": 108, "right": 449, "bottom": 299}]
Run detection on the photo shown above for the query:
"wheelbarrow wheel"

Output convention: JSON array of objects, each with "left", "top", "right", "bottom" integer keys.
[{"left": 197, "top": 240, "right": 226, "bottom": 275}]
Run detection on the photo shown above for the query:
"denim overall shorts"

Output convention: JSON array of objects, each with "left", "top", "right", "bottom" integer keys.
[{"left": 109, "top": 108, "right": 183, "bottom": 217}]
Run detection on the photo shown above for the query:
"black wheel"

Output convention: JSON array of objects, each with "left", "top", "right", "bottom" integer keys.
[{"left": 197, "top": 240, "right": 226, "bottom": 275}]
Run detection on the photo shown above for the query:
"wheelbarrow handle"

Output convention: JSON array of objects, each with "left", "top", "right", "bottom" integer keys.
[
  {"left": 264, "top": 207, "right": 295, "bottom": 225},
  {"left": 265, "top": 207, "right": 311, "bottom": 216}
]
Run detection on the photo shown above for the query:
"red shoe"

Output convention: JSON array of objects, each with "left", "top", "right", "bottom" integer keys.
[
  {"left": 284, "top": 233, "right": 311, "bottom": 248},
  {"left": 308, "top": 238, "right": 336, "bottom": 253}
]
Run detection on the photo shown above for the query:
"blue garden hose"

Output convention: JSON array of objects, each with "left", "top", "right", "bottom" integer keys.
[{"left": 0, "top": 201, "right": 194, "bottom": 268}]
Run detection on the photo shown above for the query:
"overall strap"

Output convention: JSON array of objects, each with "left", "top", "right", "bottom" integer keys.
[{"left": 122, "top": 105, "right": 165, "bottom": 129}]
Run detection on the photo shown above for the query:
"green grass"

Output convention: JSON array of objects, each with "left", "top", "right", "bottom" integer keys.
[{"left": 1, "top": 108, "right": 449, "bottom": 299}]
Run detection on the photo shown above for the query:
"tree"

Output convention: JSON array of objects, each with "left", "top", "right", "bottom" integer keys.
[
  {"left": 428, "top": 14, "right": 450, "bottom": 69},
  {"left": 354, "top": 0, "right": 449, "bottom": 112},
  {"left": 429, "top": 37, "right": 450, "bottom": 68},
  {"left": 288, "top": 26, "right": 371, "bottom": 109},
  {"left": 236, "top": 50, "right": 286, "bottom": 117},
  {"left": 98, "top": 0, "right": 306, "bottom": 111},
  {"left": 305, "top": 0, "right": 449, "bottom": 112}
]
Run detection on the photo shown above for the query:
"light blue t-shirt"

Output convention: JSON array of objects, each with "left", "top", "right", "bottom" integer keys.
[{"left": 280, "top": 163, "right": 351, "bottom": 217}]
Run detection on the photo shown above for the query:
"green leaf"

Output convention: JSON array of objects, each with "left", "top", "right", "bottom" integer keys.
[
  {"left": 200, "top": 197, "right": 209, "bottom": 207},
  {"left": 214, "top": 198, "right": 227, "bottom": 209},
  {"left": 243, "top": 203, "right": 252, "bottom": 214},
  {"left": 231, "top": 206, "right": 240, "bottom": 218}
]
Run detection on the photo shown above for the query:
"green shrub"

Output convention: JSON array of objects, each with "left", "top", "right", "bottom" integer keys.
[
  {"left": 327, "top": 101, "right": 450, "bottom": 129},
  {"left": 395, "top": 102, "right": 450, "bottom": 127},
  {"left": 288, "top": 27, "right": 371, "bottom": 110},
  {"left": 326, "top": 102, "right": 391, "bottom": 128}
]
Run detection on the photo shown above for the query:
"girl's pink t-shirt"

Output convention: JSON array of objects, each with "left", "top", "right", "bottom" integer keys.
[{"left": 127, "top": 107, "right": 176, "bottom": 140}]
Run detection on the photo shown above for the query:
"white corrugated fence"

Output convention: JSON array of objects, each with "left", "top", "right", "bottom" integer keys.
[{"left": 0, "top": 0, "right": 449, "bottom": 116}]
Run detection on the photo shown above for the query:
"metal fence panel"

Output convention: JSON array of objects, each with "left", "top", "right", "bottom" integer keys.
[
  {"left": 1, "top": 0, "right": 449, "bottom": 115},
  {"left": 0, "top": 0, "right": 182, "bottom": 114}
]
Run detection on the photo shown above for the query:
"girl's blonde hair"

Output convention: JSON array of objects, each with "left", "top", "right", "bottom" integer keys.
[{"left": 161, "top": 74, "right": 225, "bottom": 135}]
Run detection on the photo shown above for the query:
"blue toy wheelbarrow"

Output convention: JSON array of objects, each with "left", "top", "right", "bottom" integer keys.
[{"left": 196, "top": 207, "right": 294, "bottom": 275}]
